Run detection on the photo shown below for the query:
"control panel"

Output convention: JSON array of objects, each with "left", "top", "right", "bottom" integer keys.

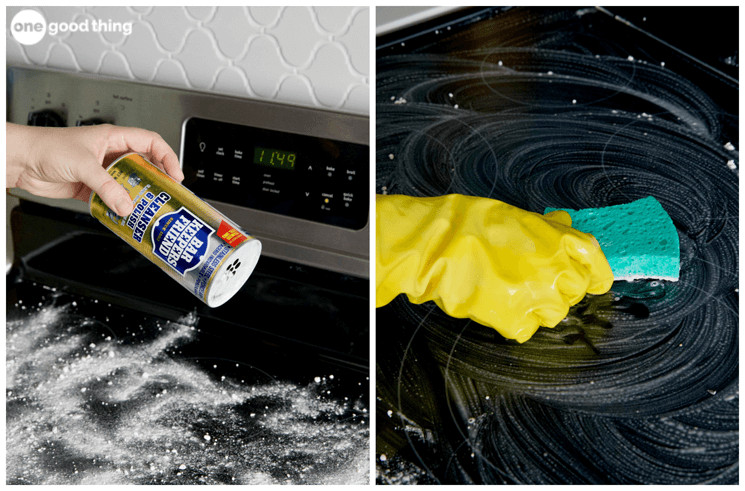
[
  {"left": 182, "top": 117, "right": 369, "bottom": 230},
  {"left": 8, "top": 67, "right": 369, "bottom": 277},
  {"left": 27, "top": 108, "right": 113, "bottom": 127}
]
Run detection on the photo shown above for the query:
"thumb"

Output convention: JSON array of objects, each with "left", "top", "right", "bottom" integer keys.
[
  {"left": 543, "top": 209, "right": 573, "bottom": 227},
  {"left": 84, "top": 165, "right": 134, "bottom": 216}
]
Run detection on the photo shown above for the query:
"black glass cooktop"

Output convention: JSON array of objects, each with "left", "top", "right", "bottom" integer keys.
[
  {"left": 7, "top": 200, "right": 369, "bottom": 484},
  {"left": 376, "top": 7, "right": 737, "bottom": 485}
]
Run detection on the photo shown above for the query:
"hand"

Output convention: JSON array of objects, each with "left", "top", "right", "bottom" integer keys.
[
  {"left": 376, "top": 194, "right": 614, "bottom": 343},
  {"left": 6, "top": 123, "right": 182, "bottom": 216}
]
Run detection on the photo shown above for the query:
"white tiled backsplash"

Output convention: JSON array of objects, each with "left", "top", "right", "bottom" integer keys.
[{"left": 6, "top": 6, "right": 369, "bottom": 114}]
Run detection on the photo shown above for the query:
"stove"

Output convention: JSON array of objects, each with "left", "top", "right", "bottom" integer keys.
[
  {"left": 6, "top": 67, "right": 370, "bottom": 484},
  {"left": 375, "top": 7, "right": 737, "bottom": 484}
]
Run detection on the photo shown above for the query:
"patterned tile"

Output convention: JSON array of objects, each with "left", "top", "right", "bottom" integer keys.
[
  {"left": 208, "top": 7, "right": 258, "bottom": 60},
  {"left": 6, "top": 6, "right": 369, "bottom": 114},
  {"left": 237, "top": 35, "right": 289, "bottom": 99}
]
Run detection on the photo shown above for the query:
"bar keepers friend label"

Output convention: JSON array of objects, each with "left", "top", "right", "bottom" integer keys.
[
  {"left": 89, "top": 153, "right": 262, "bottom": 308},
  {"left": 127, "top": 190, "right": 171, "bottom": 243},
  {"left": 152, "top": 208, "right": 215, "bottom": 275}
]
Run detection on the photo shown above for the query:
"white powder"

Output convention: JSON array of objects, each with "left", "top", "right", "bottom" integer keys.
[{"left": 7, "top": 296, "right": 369, "bottom": 485}]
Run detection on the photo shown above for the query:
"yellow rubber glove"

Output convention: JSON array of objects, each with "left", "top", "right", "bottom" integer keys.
[{"left": 376, "top": 194, "right": 614, "bottom": 343}]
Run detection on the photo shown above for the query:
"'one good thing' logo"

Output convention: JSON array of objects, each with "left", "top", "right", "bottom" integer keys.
[{"left": 10, "top": 9, "right": 133, "bottom": 46}]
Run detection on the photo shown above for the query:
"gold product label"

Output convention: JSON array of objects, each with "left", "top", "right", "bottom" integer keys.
[{"left": 90, "top": 153, "right": 257, "bottom": 305}]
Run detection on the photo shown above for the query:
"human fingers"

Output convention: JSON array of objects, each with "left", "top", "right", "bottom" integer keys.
[
  {"left": 477, "top": 306, "right": 542, "bottom": 344},
  {"left": 79, "top": 163, "right": 134, "bottom": 216},
  {"left": 555, "top": 266, "right": 591, "bottom": 306},
  {"left": 543, "top": 209, "right": 573, "bottom": 227},
  {"left": 525, "top": 283, "right": 571, "bottom": 330},
  {"left": 102, "top": 125, "right": 183, "bottom": 181},
  {"left": 562, "top": 232, "right": 614, "bottom": 295}
]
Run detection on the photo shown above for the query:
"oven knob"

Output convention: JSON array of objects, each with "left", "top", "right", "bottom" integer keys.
[
  {"left": 27, "top": 109, "right": 66, "bottom": 127},
  {"left": 75, "top": 118, "right": 111, "bottom": 126}
]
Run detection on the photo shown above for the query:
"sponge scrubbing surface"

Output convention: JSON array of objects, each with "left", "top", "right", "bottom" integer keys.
[{"left": 545, "top": 196, "right": 680, "bottom": 281}]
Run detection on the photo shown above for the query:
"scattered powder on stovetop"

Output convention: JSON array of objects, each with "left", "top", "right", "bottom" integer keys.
[{"left": 6, "top": 295, "right": 369, "bottom": 485}]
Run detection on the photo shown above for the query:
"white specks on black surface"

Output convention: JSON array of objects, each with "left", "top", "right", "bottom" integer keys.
[
  {"left": 6, "top": 292, "right": 369, "bottom": 485},
  {"left": 376, "top": 6, "right": 737, "bottom": 485}
]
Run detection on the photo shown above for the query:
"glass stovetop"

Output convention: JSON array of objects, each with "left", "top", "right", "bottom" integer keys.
[
  {"left": 375, "top": 6, "right": 738, "bottom": 485},
  {"left": 7, "top": 201, "right": 370, "bottom": 485}
]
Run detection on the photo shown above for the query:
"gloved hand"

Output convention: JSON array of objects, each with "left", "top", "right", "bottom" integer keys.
[{"left": 376, "top": 194, "right": 614, "bottom": 343}]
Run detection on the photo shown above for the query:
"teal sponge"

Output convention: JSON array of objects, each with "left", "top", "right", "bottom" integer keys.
[{"left": 545, "top": 196, "right": 680, "bottom": 281}]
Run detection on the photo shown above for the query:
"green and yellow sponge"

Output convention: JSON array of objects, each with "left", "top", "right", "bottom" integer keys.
[{"left": 546, "top": 196, "right": 680, "bottom": 281}]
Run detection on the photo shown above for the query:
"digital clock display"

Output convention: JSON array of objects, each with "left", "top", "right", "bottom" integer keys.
[
  {"left": 253, "top": 147, "right": 297, "bottom": 170},
  {"left": 183, "top": 116, "right": 368, "bottom": 231}
]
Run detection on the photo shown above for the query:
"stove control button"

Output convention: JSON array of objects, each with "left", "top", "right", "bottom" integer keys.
[
  {"left": 75, "top": 117, "right": 111, "bottom": 126},
  {"left": 27, "top": 109, "right": 65, "bottom": 127},
  {"left": 320, "top": 192, "right": 334, "bottom": 211},
  {"left": 342, "top": 192, "right": 354, "bottom": 208},
  {"left": 304, "top": 163, "right": 321, "bottom": 177}
]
